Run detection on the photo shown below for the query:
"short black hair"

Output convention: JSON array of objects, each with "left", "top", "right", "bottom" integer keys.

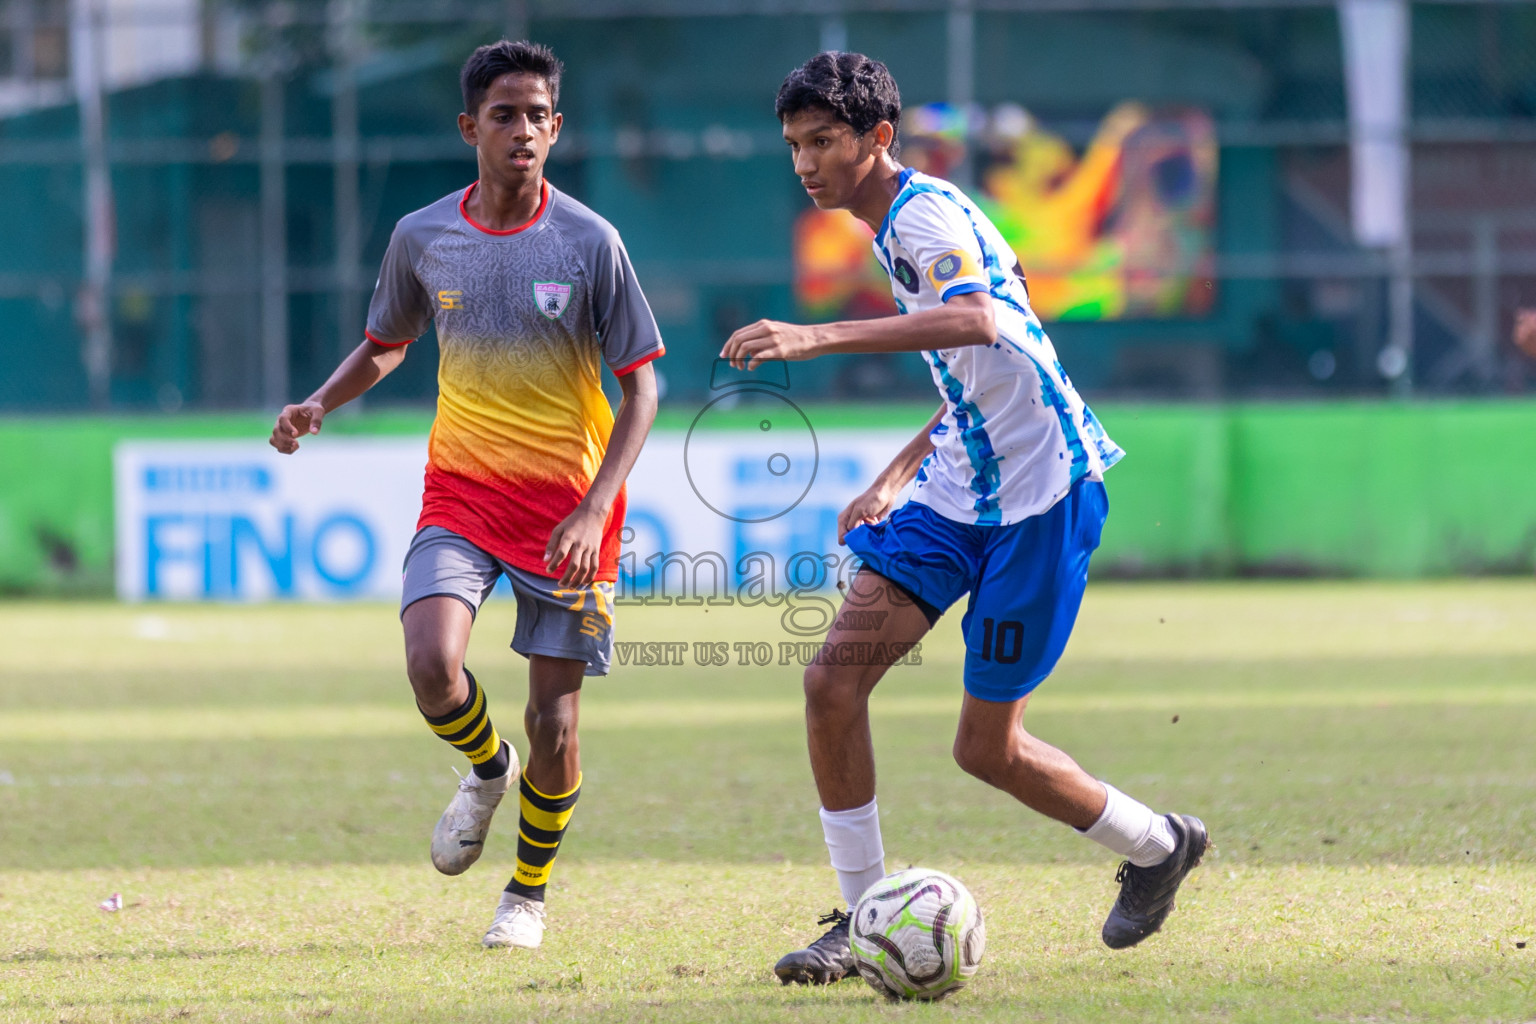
[
  {"left": 461, "top": 40, "right": 564, "bottom": 115},
  {"left": 775, "top": 51, "right": 902, "bottom": 157}
]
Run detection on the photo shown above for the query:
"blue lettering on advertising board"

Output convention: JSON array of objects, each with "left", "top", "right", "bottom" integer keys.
[
  {"left": 143, "top": 464, "right": 273, "bottom": 494},
  {"left": 732, "top": 455, "right": 861, "bottom": 487},
  {"left": 617, "top": 508, "right": 672, "bottom": 594},
  {"left": 730, "top": 505, "right": 841, "bottom": 586},
  {"left": 310, "top": 514, "right": 375, "bottom": 591},
  {"left": 144, "top": 511, "right": 377, "bottom": 598}
]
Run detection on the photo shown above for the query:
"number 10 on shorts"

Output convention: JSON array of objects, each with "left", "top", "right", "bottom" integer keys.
[{"left": 977, "top": 618, "right": 1024, "bottom": 664}]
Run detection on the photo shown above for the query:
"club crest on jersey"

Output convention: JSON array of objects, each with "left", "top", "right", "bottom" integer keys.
[
  {"left": 534, "top": 281, "right": 573, "bottom": 320},
  {"left": 893, "top": 257, "right": 920, "bottom": 294}
]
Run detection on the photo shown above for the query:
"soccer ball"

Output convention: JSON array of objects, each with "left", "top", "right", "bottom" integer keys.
[{"left": 849, "top": 867, "right": 986, "bottom": 1001}]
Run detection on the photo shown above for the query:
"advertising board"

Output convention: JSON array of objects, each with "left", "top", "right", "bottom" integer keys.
[{"left": 114, "top": 428, "right": 915, "bottom": 602}]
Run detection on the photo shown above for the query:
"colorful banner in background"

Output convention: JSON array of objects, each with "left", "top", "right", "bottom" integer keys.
[{"left": 794, "top": 102, "right": 1218, "bottom": 322}]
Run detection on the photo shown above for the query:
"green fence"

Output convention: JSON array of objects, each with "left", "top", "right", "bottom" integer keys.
[
  {"left": 1102, "top": 402, "right": 1536, "bottom": 576},
  {"left": 4, "top": 401, "right": 1535, "bottom": 595}
]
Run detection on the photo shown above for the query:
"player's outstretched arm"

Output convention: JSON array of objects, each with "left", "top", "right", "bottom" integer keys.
[
  {"left": 268, "top": 339, "right": 407, "bottom": 454},
  {"left": 838, "top": 404, "right": 946, "bottom": 543},
  {"left": 721, "top": 292, "right": 995, "bottom": 371},
  {"left": 544, "top": 361, "right": 660, "bottom": 588}
]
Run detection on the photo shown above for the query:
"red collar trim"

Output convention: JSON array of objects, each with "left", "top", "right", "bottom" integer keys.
[{"left": 459, "top": 180, "right": 549, "bottom": 236}]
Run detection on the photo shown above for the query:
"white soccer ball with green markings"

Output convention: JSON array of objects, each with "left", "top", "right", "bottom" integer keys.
[{"left": 849, "top": 867, "right": 986, "bottom": 1001}]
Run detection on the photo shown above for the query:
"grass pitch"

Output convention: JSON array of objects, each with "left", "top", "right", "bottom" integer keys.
[{"left": 2, "top": 582, "right": 1535, "bottom": 1022}]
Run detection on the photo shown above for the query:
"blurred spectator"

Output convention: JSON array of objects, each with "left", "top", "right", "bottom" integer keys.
[{"left": 1517, "top": 309, "right": 1536, "bottom": 360}]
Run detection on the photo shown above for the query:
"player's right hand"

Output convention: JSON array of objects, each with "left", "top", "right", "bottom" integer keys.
[
  {"left": 270, "top": 401, "right": 326, "bottom": 454},
  {"left": 719, "top": 319, "right": 820, "bottom": 371},
  {"left": 838, "top": 484, "right": 896, "bottom": 544}
]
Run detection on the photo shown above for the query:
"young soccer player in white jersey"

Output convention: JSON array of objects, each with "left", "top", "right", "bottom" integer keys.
[{"left": 721, "top": 52, "right": 1210, "bottom": 984}]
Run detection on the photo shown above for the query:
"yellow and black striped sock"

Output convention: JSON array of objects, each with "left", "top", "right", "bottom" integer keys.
[
  {"left": 506, "top": 773, "right": 581, "bottom": 903},
  {"left": 420, "top": 668, "right": 508, "bottom": 780}
]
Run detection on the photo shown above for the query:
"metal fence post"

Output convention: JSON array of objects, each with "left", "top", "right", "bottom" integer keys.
[
  {"left": 946, "top": 0, "right": 975, "bottom": 190},
  {"left": 819, "top": 12, "right": 847, "bottom": 54},
  {"left": 71, "top": 0, "right": 113, "bottom": 408},
  {"left": 260, "top": 38, "right": 289, "bottom": 409},
  {"left": 330, "top": 0, "right": 362, "bottom": 371},
  {"left": 1470, "top": 215, "right": 1498, "bottom": 385}
]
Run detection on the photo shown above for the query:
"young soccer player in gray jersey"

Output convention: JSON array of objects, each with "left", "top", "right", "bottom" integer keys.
[{"left": 270, "top": 41, "right": 664, "bottom": 950}]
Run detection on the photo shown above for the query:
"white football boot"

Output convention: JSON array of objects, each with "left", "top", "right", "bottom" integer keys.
[
  {"left": 482, "top": 892, "right": 546, "bottom": 949},
  {"left": 430, "top": 741, "right": 518, "bottom": 876}
]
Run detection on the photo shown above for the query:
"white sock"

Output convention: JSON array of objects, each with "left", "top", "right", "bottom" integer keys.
[
  {"left": 820, "top": 799, "right": 886, "bottom": 909},
  {"left": 1078, "top": 782, "right": 1177, "bottom": 867}
]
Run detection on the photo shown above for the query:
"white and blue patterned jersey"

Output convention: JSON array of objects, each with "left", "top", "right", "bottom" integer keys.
[{"left": 873, "top": 168, "right": 1123, "bottom": 526}]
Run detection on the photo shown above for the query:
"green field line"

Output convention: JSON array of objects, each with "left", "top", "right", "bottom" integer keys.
[{"left": 9, "top": 685, "right": 1536, "bottom": 743}]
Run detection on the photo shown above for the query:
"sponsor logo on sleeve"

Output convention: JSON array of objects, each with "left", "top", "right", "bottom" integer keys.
[
  {"left": 437, "top": 289, "right": 463, "bottom": 310},
  {"left": 534, "top": 281, "right": 574, "bottom": 320},
  {"left": 893, "top": 258, "right": 920, "bottom": 294},
  {"left": 927, "top": 249, "right": 980, "bottom": 289}
]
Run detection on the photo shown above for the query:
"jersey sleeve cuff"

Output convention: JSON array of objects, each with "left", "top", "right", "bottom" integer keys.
[
  {"left": 611, "top": 347, "right": 664, "bottom": 376},
  {"left": 365, "top": 328, "right": 414, "bottom": 348},
  {"left": 940, "top": 282, "right": 988, "bottom": 303}
]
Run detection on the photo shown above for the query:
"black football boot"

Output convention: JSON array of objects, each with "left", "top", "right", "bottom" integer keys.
[
  {"left": 773, "top": 909, "right": 854, "bottom": 985},
  {"left": 1102, "top": 814, "right": 1210, "bottom": 950}
]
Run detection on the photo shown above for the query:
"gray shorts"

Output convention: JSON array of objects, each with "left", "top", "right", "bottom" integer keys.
[{"left": 400, "top": 526, "right": 614, "bottom": 676}]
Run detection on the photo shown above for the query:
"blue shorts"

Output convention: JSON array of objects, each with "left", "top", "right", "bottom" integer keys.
[{"left": 844, "top": 477, "right": 1107, "bottom": 703}]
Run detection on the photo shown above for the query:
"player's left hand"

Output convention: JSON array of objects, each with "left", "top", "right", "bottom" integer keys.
[
  {"left": 546, "top": 504, "right": 607, "bottom": 587},
  {"left": 837, "top": 482, "right": 898, "bottom": 544},
  {"left": 720, "top": 320, "right": 821, "bottom": 370}
]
